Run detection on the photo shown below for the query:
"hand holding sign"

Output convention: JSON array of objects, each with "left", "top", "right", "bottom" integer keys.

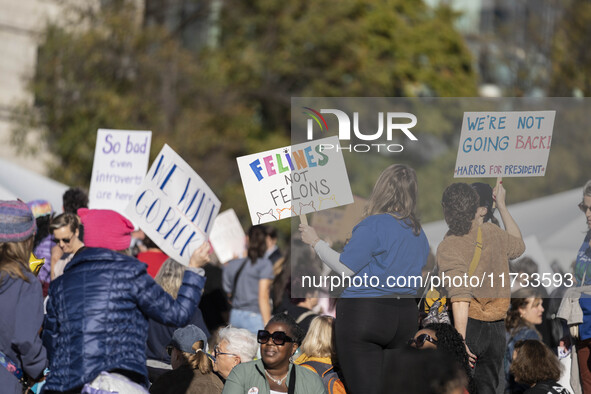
[
  {"left": 492, "top": 177, "right": 506, "bottom": 210},
  {"left": 299, "top": 223, "right": 320, "bottom": 246},
  {"left": 189, "top": 241, "right": 211, "bottom": 268}
]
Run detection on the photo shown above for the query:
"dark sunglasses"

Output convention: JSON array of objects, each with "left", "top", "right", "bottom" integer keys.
[
  {"left": 257, "top": 330, "right": 294, "bottom": 346},
  {"left": 408, "top": 333, "right": 438, "bottom": 348},
  {"left": 52, "top": 236, "right": 73, "bottom": 244},
  {"left": 579, "top": 203, "right": 591, "bottom": 213},
  {"left": 166, "top": 346, "right": 174, "bottom": 356}
]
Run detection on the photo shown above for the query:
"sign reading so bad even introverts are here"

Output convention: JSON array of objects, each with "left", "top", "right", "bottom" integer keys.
[
  {"left": 454, "top": 111, "right": 556, "bottom": 178},
  {"left": 126, "top": 144, "right": 221, "bottom": 266},
  {"left": 89, "top": 129, "right": 152, "bottom": 215},
  {"left": 237, "top": 135, "right": 354, "bottom": 225}
]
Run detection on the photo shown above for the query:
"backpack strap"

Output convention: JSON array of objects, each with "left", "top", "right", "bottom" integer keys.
[
  {"left": 230, "top": 258, "right": 249, "bottom": 302},
  {"left": 300, "top": 360, "right": 331, "bottom": 375},
  {"left": 296, "top": 310, "right": 316, "bottom": 324},
  {"left": 467, "top": 226, "right": 483, "bottom": 276}
]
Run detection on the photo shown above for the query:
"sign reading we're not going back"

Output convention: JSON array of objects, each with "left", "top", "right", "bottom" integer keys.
[{"left": 454, "top": 111, "right": 555, "bottom": 178}]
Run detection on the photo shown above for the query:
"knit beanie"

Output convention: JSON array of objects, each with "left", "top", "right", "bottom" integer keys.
[
  {"left": 77, "top": 208, "right": 134, "bottom": 250},
  {"left": 0, "top": 200, "right": 37, "bottom": 242}
]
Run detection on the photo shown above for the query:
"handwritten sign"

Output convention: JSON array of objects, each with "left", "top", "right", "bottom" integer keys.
[
  {"left": 209, "top": 209, "right": 246, "bottom": 264},
  {"left": 125, "top": 144, "right": 221, "bottom": 266},
  {"left": 89, "top": 129, "right": 152, "bottom": 215},
  {"left": 454, "top": 111, "right": 555, "bottom": 177},
  {"left": 237, "top": 135, "right": 354, "bottom": 225}
]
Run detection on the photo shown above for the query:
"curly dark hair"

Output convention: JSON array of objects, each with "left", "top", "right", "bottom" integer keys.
[
  {"left": 442, "top": 183, "right": 479, "bottom": 236},
  {"left": 267, "top": 312, "right": 305, "bottom": 345},
  {"left": 471, "top": 182, "right": 499, "bottom": 226},
  {"left": 425, "top": 323, "right": 477, "bottom": 394},
  {"left": 62, "top": 187, "right": 89, "bottom": 214},
  {"left": 510, "top": 340, "right": 561, "bottom": 385}
]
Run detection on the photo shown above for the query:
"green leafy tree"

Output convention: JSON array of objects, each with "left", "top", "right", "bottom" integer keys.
[{"left": 13, "top": 0, "right": 477, "bottom": 231}]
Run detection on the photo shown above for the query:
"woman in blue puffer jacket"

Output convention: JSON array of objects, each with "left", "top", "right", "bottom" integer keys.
[{"left": 42, "top": 209, "right": 210, "bottom": 393}]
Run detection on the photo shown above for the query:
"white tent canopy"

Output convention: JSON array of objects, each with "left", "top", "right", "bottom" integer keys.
[
  {"left": 423, "top": 187, "right": 586, "bottom": 273},
  {"left": 0, "top": 157, "right": 69, "bottom": 213}
]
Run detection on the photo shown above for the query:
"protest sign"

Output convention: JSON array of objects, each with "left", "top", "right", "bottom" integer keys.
[
  {"left": 89, "top": 129, "right": 152, "bottom": 215},
  {"left": 209, "top": 209, "right": 246, "bottom": 264},
  {"left": 310, "top": 195, "right": 367, "bottom": 244},
  {"left": 125, "top": 144, "right": 221, "bottom": 266},
  {"left": 454, "top": 111, "right": 555, "bottom": 177},
  {"left": 237, "top": 135, "right": 354, "bottom": 225}
]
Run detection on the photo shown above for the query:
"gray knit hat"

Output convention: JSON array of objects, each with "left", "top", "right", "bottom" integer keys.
[{"left": 0, "top": 200, "right": 36, "bottom": 242}]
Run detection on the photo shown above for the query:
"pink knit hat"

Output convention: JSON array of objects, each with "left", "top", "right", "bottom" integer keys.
[{"left": 78, "top": 208, "right": 134, "bottom": 250}]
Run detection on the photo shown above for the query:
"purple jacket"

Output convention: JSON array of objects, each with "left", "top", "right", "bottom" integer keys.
[
  {"left": 35, "top": 235, "right": 53, "bottom": 285},
  {"left": 0, "top": 271, "right": 48, "bottom": 394}
]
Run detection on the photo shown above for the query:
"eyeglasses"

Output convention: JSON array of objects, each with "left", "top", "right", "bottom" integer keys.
[
  {"left": 408, "top": 333, "right": 438, "bottom": 348},
  {"left": 257, "top": 330, "right": 294, "bottom": 346},
  {"left": 52, "top": 236, "right": 73, "bottom": 244},
  {"left": 214, "top": 345, "right": 238, "bottom": 359},
  {"left": 579, "top": 203, "right": 591, "bottom": 213}
]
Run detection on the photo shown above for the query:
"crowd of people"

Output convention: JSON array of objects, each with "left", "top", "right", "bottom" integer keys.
[{"left": 1, "top": 169, "right": 590, "bottom": 394}]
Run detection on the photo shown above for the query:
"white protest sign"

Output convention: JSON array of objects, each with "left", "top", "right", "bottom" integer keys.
[
  {"left": 209, "top": 209, "right": 246, "bottom": 264},
  {"left": 125, "top": 144, "right": 221, "bottom": 266},
  {"left": 454, "top": 111, "right": 555, "bottom": 177},
  {"left": 89, "top": 129, "right": 152, "bottom": 215},
  {"left": 237, "top": 135, "right": 354, "bottom": 225}
]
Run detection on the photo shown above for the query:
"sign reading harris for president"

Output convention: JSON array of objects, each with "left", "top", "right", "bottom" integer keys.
[
  {"left": 126, "top": 144, "right": 221, "bottom": 266},
  {"left": 236, "top": 135, "right": 354, "bottom": 225},
  {"left": 89, "top": 129, "right": 152, "bottom": 216},
  {"left": 454, "top": 111, "right": 556, "bottom": 178}
]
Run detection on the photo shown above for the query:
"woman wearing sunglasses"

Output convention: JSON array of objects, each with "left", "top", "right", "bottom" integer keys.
[
  {"left": 408, "top": 323, "right": 476, "bottom": 394},
  {"left": 49, "top": 213, "right": 85, "bottom": 280},
  {"left": 222, "top": 313, "right": 325, "bottom": 394},
  {"left": 300, "top": 164, "right": 430, "bottom": 394}
]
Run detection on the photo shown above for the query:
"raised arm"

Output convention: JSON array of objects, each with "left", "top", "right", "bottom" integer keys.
[
  {"left": 493, "top": 181, "right": 522, "bottom": 240},
  {"left": 299, "top": 224, "right": 354, "bottom": 276}
]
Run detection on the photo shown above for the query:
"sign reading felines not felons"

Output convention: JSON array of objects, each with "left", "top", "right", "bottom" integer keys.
[
  {"left": 125, "top": 144, "right": 221, "bottom": 266},
  {"left": 454, "top": 111, "right": 556, "bottom": 178},
  {"left": 89, "top": 129, "right": 152, "bottom": 216},
  {"left": 237, "top": 135, "right": 354, "bottom": 225}
]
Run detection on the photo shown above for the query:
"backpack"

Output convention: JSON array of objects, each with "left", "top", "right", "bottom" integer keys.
[{"left": 300, "top": 360, "right": 346, "bottom": 394}]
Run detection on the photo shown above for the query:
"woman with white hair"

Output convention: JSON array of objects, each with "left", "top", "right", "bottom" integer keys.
[{"left": 213, "top": 326, "right": 258, "bottom": 380}]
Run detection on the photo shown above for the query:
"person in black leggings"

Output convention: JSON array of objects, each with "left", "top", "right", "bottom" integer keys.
[{"left": 300, "top": 164, "right": 429, "bottom": 394}]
